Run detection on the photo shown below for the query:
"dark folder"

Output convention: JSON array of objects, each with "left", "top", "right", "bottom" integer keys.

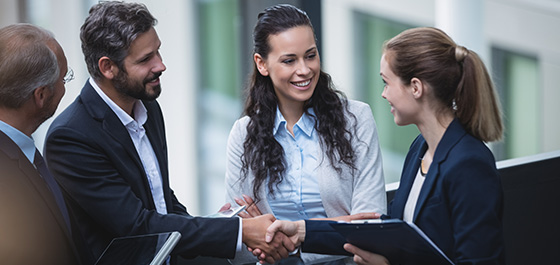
[
  {"left": 95, "top": 231, "right": 181, "bottom": 265},
  {"left": 330, "top": 219, "right": 454, "bottom": 265}
]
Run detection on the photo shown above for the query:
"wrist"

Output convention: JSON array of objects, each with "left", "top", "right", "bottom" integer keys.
[{"left": 296, "top": 220, "right": 306, "bottom": 244}]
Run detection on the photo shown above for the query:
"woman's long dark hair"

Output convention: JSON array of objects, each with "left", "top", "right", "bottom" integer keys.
[{"left": 239, "top": 4, "right": 358, "bottom": 203}]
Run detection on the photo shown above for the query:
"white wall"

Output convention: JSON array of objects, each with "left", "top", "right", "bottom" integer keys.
[
  {"left": 0, "top": 0, "right": 18, "bottom": 26},
  {"left": 485, "top": 0, "right": 560, "bottom": 153},
  {"left": 141, "top": 0, "right": 200, "bottom": 214}
]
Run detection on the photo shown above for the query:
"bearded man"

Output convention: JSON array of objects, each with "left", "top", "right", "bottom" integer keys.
[{"left": 44, "top": 2, "right": 293, "bottom": 265}]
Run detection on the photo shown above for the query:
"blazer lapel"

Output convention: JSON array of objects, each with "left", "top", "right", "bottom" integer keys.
[
  {"left": 80, "top": 82, "right": 145, "bottom": 171},
  {"left": 0, "top": 132, "right": 73, "bottom": 241},
  {"left": 391, "top": 136, "right": 427, "bottom": 219},
  {"left": 412, "top": 119, "right": 466, "bottom": 222},
  {"left": 79, "top": 82, "right": 155, "bottom": 203},
  {"left": 142, "top": 101, "right": 169, "bottom": 192}
]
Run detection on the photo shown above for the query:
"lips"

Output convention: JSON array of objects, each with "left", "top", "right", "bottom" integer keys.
[
  {"left": 386, "top": 101, "right": 395, "bottom": 114},
  {"left": 146, "top": 72, "right": 162, "bottom": 84}
]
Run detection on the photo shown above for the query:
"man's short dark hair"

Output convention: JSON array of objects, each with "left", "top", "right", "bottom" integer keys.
[{"left": 80, "top": 1, "right": 157, "bottom": 80}]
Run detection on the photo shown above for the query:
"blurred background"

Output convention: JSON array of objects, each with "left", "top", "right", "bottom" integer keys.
[{"left": 2, "top": 0, "right": 559, "bottom": 216}]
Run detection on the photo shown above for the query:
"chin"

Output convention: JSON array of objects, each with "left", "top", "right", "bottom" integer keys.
[{"left": 394, "top": 117, "right": 405, "bottom": 127}]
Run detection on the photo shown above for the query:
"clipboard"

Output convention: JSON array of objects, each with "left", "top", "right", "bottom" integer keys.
[
  {"left": 330, "top": 219, "right": 454, "bottom": 265},
  {"left": 95, "top": 231, "right": 181, "bottom": 265}
]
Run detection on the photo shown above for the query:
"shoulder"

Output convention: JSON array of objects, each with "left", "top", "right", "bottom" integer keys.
[
  {"left": 344, "top": 99, "right": 373, "bottom": 122},
  {"left": 46, "top": 95, "right": 102, "bottom": 144},
  {"left": 449, "top": 135, "right": 496, "bottom": 165},
  {"left": 442, "top": 122, "right": 495, "bottom": 164},
  {"left": 346, "top": 99, "right": 371, "bottom": 115},
  {"left": 343, "top": 100, "right": 378, "bottom": 134},
  {"left": 441, "top": 134, "right": 498, "bottom": 183},
  {"left": 234, "top": 115, "right": 250, "bottom": 128},
  {"left": 228, "top": 116, "right": 250, "bottom": 141},
  {"left": 48, "top": 99, "right": 87, "bottom": 133}
]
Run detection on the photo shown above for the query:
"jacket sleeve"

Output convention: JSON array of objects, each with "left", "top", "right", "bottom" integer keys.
[
  {"left": 301, "top": 220, "right": 350, "bottom": 256},
  {"left": 443, "top": 149, "right": 504, "bottom": 264},
  {"left": 45, "top": 122, "right": 239, "bottom": 259}
]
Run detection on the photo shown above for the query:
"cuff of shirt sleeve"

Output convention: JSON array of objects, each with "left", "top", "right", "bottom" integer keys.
[{"left": 236, "top": 217, "right": 243, "bottom": 252}]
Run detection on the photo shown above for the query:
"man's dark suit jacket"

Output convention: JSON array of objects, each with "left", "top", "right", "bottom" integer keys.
[
  {"left": 302, "top": 119, "right": 505, "bottom": 265},
  {"left": 45, "top": 81, "right": 239, "bottom": 262},
  {"left": 0, "top": 131, "right": 81, "bottom": 265}
]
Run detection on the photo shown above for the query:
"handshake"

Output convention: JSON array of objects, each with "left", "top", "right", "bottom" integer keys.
[
  {"left": 240, "top": 211, "right": 380, "bottom": 264},
  {"left": 240, "top": 214, "right": 302, "bottom": 264}
]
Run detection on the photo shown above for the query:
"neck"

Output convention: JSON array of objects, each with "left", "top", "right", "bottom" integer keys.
[
  {"left": 0, "top": 106, "right": 40, "bottom": 137},
  {"left": 95, "top": 78, "right": 136, "bottom": 116},
  {"left": 278, "top": 101, "right": 305, "bottom": 136},
  {"left": 417, "top": 111, "right": 454, "bottom": 160}
]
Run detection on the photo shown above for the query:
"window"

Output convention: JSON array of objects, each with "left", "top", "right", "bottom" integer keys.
[
  {"left": 196, "top": 0, "right": 243, "bottom": 214},
  {"left": 492, "top": 48, "right": 540, "bottom": 160}
]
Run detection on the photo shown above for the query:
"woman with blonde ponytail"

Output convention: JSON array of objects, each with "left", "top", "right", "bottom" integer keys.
[{"left": 342, "top": 27, "right": 505, "bottom": 264}]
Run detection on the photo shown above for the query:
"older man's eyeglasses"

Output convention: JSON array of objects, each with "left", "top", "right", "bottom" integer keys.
[{"left": 63, "top": 67, "right": 74, "bottom": 84}]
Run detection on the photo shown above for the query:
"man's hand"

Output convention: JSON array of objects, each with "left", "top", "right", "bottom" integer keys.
[
  {"left": 344, "top": 243, "right": 390, "bottom": 265},
  {"left": 242, "top": 214, "right": 295, "bottom": 264},
  {"left": 247, "top": 220, "right": 306, "bottom": 264}
]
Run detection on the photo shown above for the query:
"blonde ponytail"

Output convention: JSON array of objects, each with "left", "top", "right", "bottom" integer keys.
[{"left": 454, "top": 49, "right": 503, "bottom": 142}]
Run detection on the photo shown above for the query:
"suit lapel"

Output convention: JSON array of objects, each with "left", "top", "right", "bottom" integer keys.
[
  {"left": 412, "top": 119, "right": 465, "bottom": 222},
  {"left": 143, "top": 101, "right": 177, "bottom": 212},
  {"left": 0, "top": 131, "right": 73, "bottom": 242},
  {"left": 80, "top": 82, "right": 145, "bottom": 171},
  {"left": 79, "top": 82, "right": 156, "bottom": 206},
  {"left": 143, "top": 101, "right": 169, "bottom": 190}
]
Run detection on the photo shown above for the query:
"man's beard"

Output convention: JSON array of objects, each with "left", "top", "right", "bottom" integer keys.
[{"left": 112, "top": 69, "right": 162, "bottom": 101}]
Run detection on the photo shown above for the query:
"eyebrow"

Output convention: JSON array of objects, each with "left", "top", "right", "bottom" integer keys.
[
  {"left": 134, "top": 43, "right": 161, "bottom": 63},
  {"left": 281, "top": 47, "right": 317, "bottom": 57}
]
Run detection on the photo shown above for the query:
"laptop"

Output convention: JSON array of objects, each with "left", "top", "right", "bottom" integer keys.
[{"left": 95, "top": 231, "right": 181, "bottom": 265}]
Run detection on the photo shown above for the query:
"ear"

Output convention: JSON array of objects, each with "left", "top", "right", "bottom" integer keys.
[
  {"left": 32, "top": 86, "right": 50, "bottom": 109},
  {"left": 98, "top": 56, "right": 118, "bottom": 80},
  {"left": 410, "top": 77, "right": 424, "bottom": 99},
  {"left": 254, "top": 53, "right": 269, "bottom": 76}
]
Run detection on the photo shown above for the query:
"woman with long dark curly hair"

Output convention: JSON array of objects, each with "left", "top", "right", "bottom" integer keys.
[{"left": 225, "top": 4, "right": 386, "bottom": 265}]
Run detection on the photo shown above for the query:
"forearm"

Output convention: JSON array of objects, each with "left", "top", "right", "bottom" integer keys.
[{"left": 302, "top": 220, "right": 350, "bottom": 256}]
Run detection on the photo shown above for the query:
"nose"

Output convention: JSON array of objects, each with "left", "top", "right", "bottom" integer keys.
[
  {"left": 154, "top": 53, "right": 166, "bottom": 73},
  {"left": 381, "top": 86, "right": 387, "bottom": 99},
  {"left": 295, "top": 59, "right": 310, "bottom": 76}
]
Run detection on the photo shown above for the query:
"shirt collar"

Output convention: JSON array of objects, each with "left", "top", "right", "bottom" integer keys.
[
  {"left": 89, "top": 78, "right": 147, "bottom": 127},
  {"left": 0, "top": 120, "right": 36, "bottom": 163},
  {"left": 273, "top": 107, "right": 285, "bottom": 135},
  {"left": 299, "top": 108, "right": 315, "bottom": 137},
  {"left": 272, "top": 107, "right": 315, "bottom": 137}
]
